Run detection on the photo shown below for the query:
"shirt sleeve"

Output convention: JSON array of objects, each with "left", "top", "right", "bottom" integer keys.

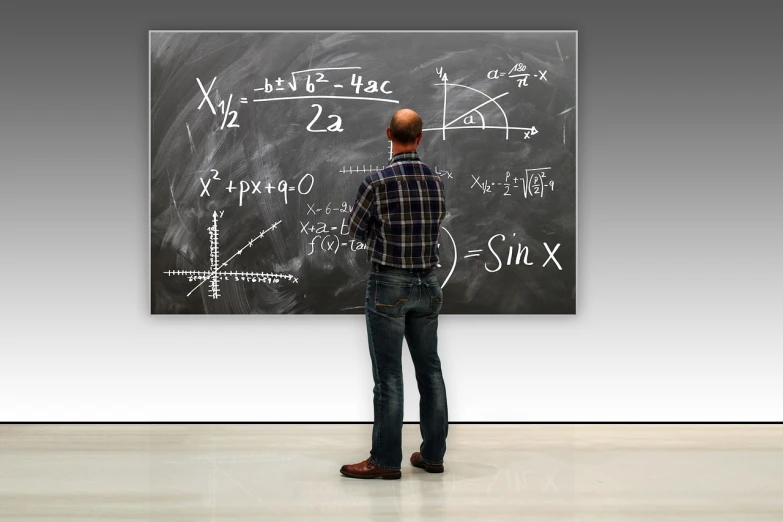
[{"left": 348, "top": 176, "right": 375, "bottom": 243}]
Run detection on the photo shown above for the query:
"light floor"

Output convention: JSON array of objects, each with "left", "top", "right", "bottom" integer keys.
[{"left": 0, "top": 424, "right": 782, "bottom": 521}]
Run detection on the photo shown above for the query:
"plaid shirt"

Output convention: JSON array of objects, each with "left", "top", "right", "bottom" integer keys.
[{"left": 348, "top": 151, "right": 446, "bottom": 269}]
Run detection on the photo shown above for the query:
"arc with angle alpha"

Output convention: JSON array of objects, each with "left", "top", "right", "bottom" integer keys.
[{"left": 423, "top": 73, "right": 538, "bottom": 140}]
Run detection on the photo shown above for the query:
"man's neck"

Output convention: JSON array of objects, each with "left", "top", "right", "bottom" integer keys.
[
  {"left": 392, "top": 142, "right": 417, "bottom": 155},
  {"left": 392, "top": 147, "right": 417, "bottom": 156}
]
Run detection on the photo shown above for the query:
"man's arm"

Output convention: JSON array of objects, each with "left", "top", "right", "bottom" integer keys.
[{"left": 348, "top": 176, "right": 375, "bottom": 242}]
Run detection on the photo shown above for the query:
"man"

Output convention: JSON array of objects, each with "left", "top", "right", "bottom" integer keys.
[{"left": 340, "top": 109, "right": 449, "bottom": 480}]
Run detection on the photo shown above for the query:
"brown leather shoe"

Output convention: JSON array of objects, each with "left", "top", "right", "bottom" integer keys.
[
  {"left": 410, "top": 452, "right": 444, "bottom": 473},
  {"left": 340, "top": 458, "right": 401, "bottom": 480}
]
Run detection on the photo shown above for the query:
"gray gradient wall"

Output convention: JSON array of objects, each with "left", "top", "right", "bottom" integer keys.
[{"left": 1, "top": 2, "right": 781, "bottom": 421}]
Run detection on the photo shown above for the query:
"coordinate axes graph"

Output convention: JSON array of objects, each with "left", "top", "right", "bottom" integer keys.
[
  {"left": 164, "top": 212, "right": 298, "bottom": 299},
  {"left": 423, "top": 70, "right": 538, "bottom": 140}
]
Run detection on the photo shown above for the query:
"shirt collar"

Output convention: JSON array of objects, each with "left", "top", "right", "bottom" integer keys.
[{"left": 389, "top": 151, "right": 420, "bottom": 164}]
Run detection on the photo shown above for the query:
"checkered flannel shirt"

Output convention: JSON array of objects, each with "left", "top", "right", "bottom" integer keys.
[{"left": 348, "top": 151, "right": 446, "bottom": 269}]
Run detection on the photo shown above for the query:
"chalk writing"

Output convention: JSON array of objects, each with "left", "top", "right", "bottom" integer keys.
[
  {"left": 306, "top": 201, "right": 354, "bottom": 216},
  {"left": 164, "top": 212, "right": 298, "bottom": 300},
  {"left": 306, "top": 103, "right": 343, "bottom": 133},
  {"left": 339, "top": 165, "right": 385, "bottom": 174},
  {"left": 197, "top": 77, "right": 240, "bottom": 129},
  {"left": 256, "top": 67, "right": 393, "bottom": 96},
  {"left": 423, "top": 68, "right": 538, "bottom": 140},
  {"left": 199, "top": 171, "right": 314, "bottom": 206},
  {"left": 486, "top": 62, "right": 549, "bottom": 88},
  {"left": 470, "top": 168, "right": 554, "bottom": 197},
  {"left": 306, "top": 235, "right": 368, "bottom": 256},
  {"left": 462, "top": 232, "right": 562, "bottom": 272},
  {"left": 297, "top": 216, "right": 365, "bottom": 256},
  {"left": 433, "top": 166, "right": 454, "bottom": 179},
  {"left": 196, "top": 69, "right": 398, "bottom": 131}
]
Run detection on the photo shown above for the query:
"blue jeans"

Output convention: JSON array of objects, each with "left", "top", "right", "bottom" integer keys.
[{"left": 365, "top": 263, "right": 449, "bottom": 471}]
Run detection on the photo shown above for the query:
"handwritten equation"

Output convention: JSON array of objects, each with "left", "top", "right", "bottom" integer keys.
[
  {"left": 470, "top": 168, "right": 554, "bottom": 197},
  {"left": 486, "top": 62, "right": 549, "bottom": 88},
  {"left": 306, "top": 201, "right": 354, "bottom": 216},
  {"left": 199, "top": 170, "right": 314, "bottom": 206},
  {"left": 464, "top": 232, "right": 562, "bottom": 272},
  {"left": 299, "top": 218, "right": 368, "bottom": 256},
  {"left": 196, "top": 67, "right": 397, "bottom": 132}
]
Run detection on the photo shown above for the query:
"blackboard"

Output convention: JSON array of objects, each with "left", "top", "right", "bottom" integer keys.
[{"left": 150, "top": 31, "right": 577, "bottom": 314}]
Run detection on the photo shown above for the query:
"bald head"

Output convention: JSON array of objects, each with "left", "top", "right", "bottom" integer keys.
[{"left": 388, "top": 109, "right": 423, "bottom": 145}]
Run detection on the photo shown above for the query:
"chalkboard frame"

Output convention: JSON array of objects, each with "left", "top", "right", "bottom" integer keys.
[{"left": 148, "top": 30, "right": 578, "bottom": 315}]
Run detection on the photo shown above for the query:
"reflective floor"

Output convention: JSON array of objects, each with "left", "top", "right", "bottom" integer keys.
[{"left": 0, "top": 424, "right": 782, "bottom": 521}]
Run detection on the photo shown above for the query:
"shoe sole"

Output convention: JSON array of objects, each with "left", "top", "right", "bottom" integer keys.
[{"left": 340, "top": 470, "right": 401, "bottom": 480}]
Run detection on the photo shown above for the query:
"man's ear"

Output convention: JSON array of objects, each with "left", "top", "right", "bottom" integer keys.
[
  {"left": 386, "top": 128, "right": 393, "bottom": 141},
  {"left": 415, "top": 133, "right": 423, "bottom": 146}
]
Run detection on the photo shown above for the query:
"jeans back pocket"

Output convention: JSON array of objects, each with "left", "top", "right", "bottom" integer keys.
[{"left": 374, "top": 280, "right": 413, "bottom": 316}]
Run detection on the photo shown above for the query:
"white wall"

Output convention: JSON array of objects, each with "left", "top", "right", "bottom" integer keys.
[{"left": 1, "top": 3, "right": 781, "bottom": 421}]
